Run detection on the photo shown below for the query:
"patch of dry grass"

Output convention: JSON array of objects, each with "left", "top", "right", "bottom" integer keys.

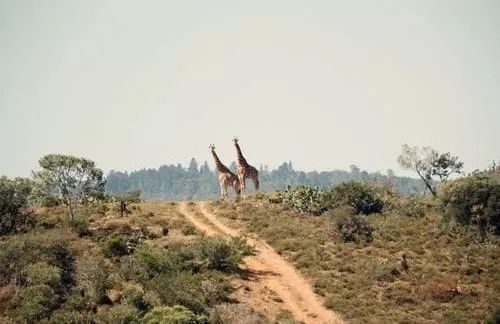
[{"left": 207, "top": 199, "right": 500, "bottom": 323}]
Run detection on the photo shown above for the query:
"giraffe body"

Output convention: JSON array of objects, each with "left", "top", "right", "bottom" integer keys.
[
  {"left": 209, "top": 145, "right": 240, "bottom": 200},
  {"left": 233, "top": 138, "right": 259, "bottom": 197}
]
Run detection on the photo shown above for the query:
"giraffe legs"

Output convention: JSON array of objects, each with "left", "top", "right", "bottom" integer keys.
[
  {"left": 219, "top": 181, "right": 227, "bottom": 200},
  {"left": 251, "top": 176, "right": 259, "bottom": 192},
  {"left": 238, "top": 175, "right": 246, "bottom": 198}
]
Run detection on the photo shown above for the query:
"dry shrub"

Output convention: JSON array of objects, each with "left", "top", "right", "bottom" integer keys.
[
  {"left": 417, "top": 280, "right": 476, "bottom": 302},
  {"left": 209, "top": 303, "right": 268, "bottom": 324}
]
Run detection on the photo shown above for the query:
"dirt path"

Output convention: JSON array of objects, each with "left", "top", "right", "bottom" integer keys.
[{"left": 178, "top": 202, "right": 342, "bottom": 324}]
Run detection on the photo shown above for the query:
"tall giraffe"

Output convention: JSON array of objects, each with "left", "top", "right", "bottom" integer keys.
[
  {"left": 209, "top": 144, "right": 241, "bottom": 200},
  {"left": 233, "top": 137, "right": 259, "bottom": 197}
]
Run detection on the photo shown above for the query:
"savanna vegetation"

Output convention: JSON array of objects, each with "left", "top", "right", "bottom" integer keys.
[
  {"left": 1, "top": 147, "right": 499, "bottom": 323},
  {"left": 206, "top": 158, "right": 500, "bottom": 323}
]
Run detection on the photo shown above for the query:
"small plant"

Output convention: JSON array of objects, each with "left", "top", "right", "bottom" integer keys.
[
  {"left": 72, "top": 218, "right": 91, "bottom": 237},
  {"left": 182, "top": 225, "right": 198, "bottom": 236},
  {"left": 332, "top": 207, "right": 373, "bottom": 243},
  {"left": 104, "top": 234, "right": 129, "bottom": 257}
]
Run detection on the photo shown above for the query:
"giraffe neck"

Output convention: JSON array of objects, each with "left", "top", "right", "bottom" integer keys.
[
  {"left": 234, "top": 142, "right": 248, "bottom": 166},
  {"left": 211, "top": 150, "right": 231, "bottom": 173}
]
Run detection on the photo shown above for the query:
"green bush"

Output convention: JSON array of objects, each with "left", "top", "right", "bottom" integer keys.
[
  {"left": 96, "top": 304, "right": 141, "bottom": 324},
  {"left": 0, "top": 177, "right": 34, "bottom": 236},
  {"left": 122, "top": 285, "right": 150, "bottom": 312},
  {"left": 0, "top": 232, "right": 74, "bottom": 289},
  {"left": 197, "top": 236, "right": 255, "bottom": 272},
  {"left": 141, "top": 305, "right": 207, "bottom": 324},
  {"left": 439, "top": 174, "right": 500, "bottom": 235},
  {"left": 147, "top": 271, "right": 230, "bottom": 314},
  {"left": 77, "top": 255, "right": 112, "bottom": 305},
  {"left": 39, "top": 195, "right": 62, "bottom": 207},
  {"left": 24, "top": 261, "right": 61, "bottom": 287},
  {"left": 17, "top": 284, "right": 58, "bottom": 322},
  {"left": 329, "top": 181, "right": 384, "bottom": 215},
  {"left": 73, "top": 218, "right": 91, "bottom": 237},
  {"left": 332, "top": 207, "right": 374, "bottom": 243},
  {"left": 48, "top": 309, "right": 95, "bottom": 324},
  {"left": 277, "top": 186, "right": 329, "bottom": 215},
  {"left": 104, "top": 234, "right": 130, "bottom": 257}
]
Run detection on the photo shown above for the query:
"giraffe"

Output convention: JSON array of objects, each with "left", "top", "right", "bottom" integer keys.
[
  {"left": 209, "top": 144, "right": 241, "bottom": 200},
  {"left": 233, "top": 137, "right": 259, "bottom": 197}
]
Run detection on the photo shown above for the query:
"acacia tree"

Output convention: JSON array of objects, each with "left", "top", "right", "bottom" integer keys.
[
  {"left": 34, "top": 154, "right": 105, "bottom": 222},
  {"left": 398, "top": 144, "right": 463, "bottom": 196}
]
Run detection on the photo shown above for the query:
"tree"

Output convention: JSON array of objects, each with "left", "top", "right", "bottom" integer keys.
[
  {"left": 0, "top": 177, "right": 34, "bottom": 235},
  {"left": 34, "top": 154, "right": 105, "bottom": 222},
  {"left": 398, "top": 144, "right": 463, "bottom": 196}
]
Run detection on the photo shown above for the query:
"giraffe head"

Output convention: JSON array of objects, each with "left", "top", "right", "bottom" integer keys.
[
  {"left": 233, "top": 137, "right": 239, "bottom": 144},
  {"left": 209, "top": 144, "right": 215, "bottom": 152}
]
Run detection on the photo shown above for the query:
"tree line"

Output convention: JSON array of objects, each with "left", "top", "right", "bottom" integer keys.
[{"left": 105, "top": 158, "right": 428, "bottom": 200}]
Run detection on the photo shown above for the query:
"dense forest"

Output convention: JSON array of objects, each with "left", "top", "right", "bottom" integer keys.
[{"left": 105, "top": 159, "right": 427, "bottom": 199}]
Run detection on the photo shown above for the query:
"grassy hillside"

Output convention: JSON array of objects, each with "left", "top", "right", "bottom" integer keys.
[{"left": 207, "top": 198, "right": 500, "bottom": 323}]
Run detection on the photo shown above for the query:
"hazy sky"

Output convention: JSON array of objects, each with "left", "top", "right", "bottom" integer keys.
[{"left": 1, "top": 0, "right": 499, "bottom": 177}]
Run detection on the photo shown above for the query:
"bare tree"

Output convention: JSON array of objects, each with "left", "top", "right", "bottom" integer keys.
[{"left": 398, "top": 144, "right": 463, "bottom": 196}]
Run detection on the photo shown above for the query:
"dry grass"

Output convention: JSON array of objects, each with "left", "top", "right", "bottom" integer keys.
[{"left": 207, "top": 199, "right": 500, "bottom": 323}]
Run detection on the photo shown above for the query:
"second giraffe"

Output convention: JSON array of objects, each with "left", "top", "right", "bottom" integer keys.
[{"left": 233, "top": 137, "right": 259, "bottom": 198}]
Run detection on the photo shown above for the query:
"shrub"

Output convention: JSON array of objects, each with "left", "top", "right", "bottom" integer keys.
[
  {"left": 17, "top": 284, "right": 58, "bottom": 322},
  {"left": 141, "top": 305, "right": 207, "bottom": 324},
  {"left": 332, "top": 207, "right": 373, "bottom": 243},
  {"left": 122, "top": 285, "right": 150, "bottom": 312},
  {"left": 48, "top": 309, "right": 95, "bottom": 324},
  {"left": 77, "top": 256, "right": 112, "bottom": 305},
  {"left": 182, "top": 225, "right": 198, "bottom": 236},
  {"left": 104, "top": 234, "right": 130, "bottom": 257},
  {"left": 329, "top": 181, "right": 384, "bottom": 214},
  {"left": 73, "top": 218, "right": 91, "bottom": 237},
  {"left": 197, "top": 236, "right": 255, "bottom": 272},
  {"left": 209, "top": 303, "right": 267, "bottom": 324},
  {"left": 96, "top": 304, "right": 141, "bottom": 324},
  {"left": 24, "top": 261, "right": 61, "bottom": 287},
  {"left": 277, "top": 185, "right": 329, "bottom": 215},
  {"left": 0, "top": 177, "right": 34, "bottom": 235},
  {"left": 439, "top": 174, "right": 500, "bottom": 235}
]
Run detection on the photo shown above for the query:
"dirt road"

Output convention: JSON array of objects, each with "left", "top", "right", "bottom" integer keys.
[{"left": 178, "top": 202, "right": 342, "bottom": 324}]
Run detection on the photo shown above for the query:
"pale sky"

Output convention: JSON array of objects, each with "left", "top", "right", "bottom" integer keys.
[{"left": 1, "top": 0, "right": 499, "bottom": 178}]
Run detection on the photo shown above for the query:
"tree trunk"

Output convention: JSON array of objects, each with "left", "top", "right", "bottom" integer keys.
[{"left": 67, "top": 202, "right": 75, "bottom": 223}]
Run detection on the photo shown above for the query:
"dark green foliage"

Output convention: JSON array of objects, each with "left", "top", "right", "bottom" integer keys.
[
  {"left": 73, "top": 217, "right": 91, "bottom": 237},
  {"left": 104, "top": 233, "right": 130, "bottom": 257},
  {"left": 141, "top": 305, "right": 207, "bottom": 324},
  {"left": 0, "top": 176, "right": 34, "bottom": 235},
  {"left": 329, "top": 181, "right": 384, "bottom": 214},
  {"left": 485, "top": 307, "right": 500, "bottom": 324},
  {"left": 332, "top": 207, "right": 374, "bottom": 243},
  {"left": 439, "top": 174, "right": 500, "bottom": 235}
]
